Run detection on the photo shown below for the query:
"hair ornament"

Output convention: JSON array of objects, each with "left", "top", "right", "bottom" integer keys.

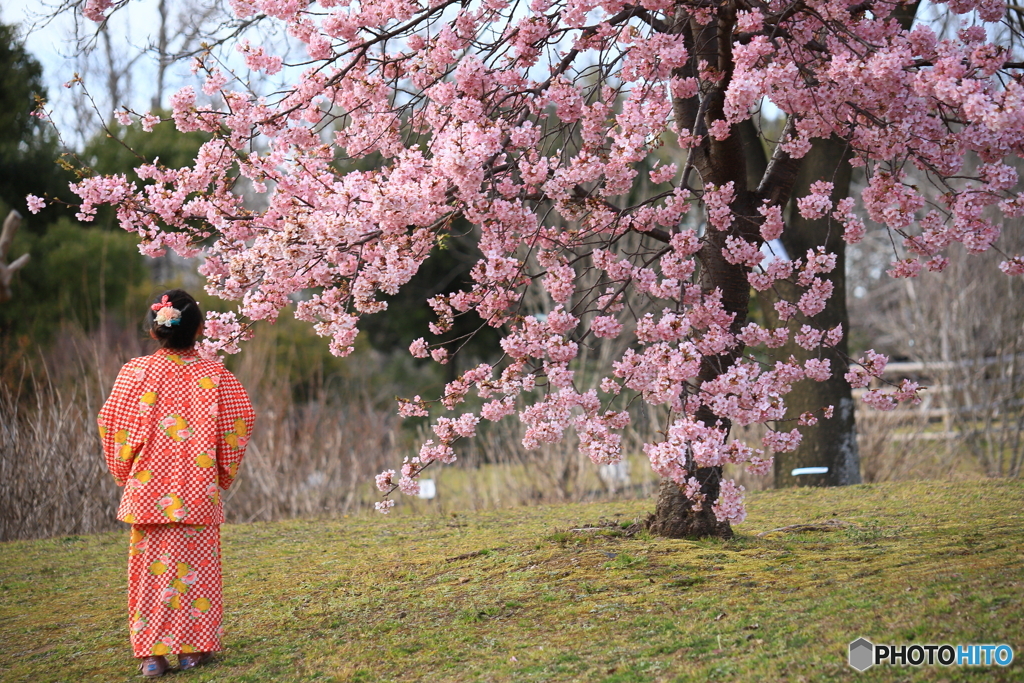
[{"left": 151, "top": 295, "right": 182, "bottom": 327}]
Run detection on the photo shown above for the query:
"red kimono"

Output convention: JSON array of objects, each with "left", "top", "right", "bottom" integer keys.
[{"left": 99, "top": 348, "right": 255, "bottom": 658}]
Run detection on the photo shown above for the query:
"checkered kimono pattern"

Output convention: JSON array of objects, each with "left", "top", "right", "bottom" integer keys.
[
  {"left": 99, "top": 348, "right": 254, "bottom": 525},
  {"left": 127, "top": 524, "right": 222, "bottom": 657},
  {"left": 99, "top": 347, "right": 254, "bottom": 658}
]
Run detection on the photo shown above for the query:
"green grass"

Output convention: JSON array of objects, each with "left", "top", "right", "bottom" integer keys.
[{"left": 2, "top": 480, "right": 1023, "bottom": 682}]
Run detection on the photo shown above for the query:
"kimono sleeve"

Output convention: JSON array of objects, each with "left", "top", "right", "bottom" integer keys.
[
  {"left": 215, "top": 369, "right": 255, "bottom": 490},
  {"left": 97, "top": 361, "right": 143, "bottom": 486}
]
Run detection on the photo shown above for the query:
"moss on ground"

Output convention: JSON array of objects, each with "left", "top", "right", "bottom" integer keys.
[{"left": 1, "top": 480, "right": 1022, "bottom": 682}]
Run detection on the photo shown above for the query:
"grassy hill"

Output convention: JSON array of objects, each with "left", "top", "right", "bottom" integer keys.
[{"left": 1, "top": 480, "right": 1022, "bottom": 682}]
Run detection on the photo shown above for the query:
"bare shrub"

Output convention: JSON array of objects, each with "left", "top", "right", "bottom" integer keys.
[
  {"left": 850, "top": 201, "right": 1024, "bottom": 480},
  {"left": 856, "top": 408, "right": 961, "bottom": 483},
  {"left": 458, "top": 417, "right": 659, "bottom": 508},
  {"left": 888, "top": 256, "right": 1024, "bottom": 478},
  {"left": 0, "top": 378, "right": 122, "bottom": 540},
  {"left": 0, "top": 321, "right": 403, "bottom": 539},
  {"left": 0, "top": 321, "right": 146, "bottom": 541},
  {"left": 224, "top": 392, "right": 399, "bottom": 523}
]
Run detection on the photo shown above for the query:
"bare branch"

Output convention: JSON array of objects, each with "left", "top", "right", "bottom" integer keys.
[{"left": 0, "top": 211, "right": 31, "bottom": 304}]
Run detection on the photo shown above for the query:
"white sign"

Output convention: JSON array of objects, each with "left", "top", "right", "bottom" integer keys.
[
  {"left": 791, "top": 466, "right": 829, "bottom": 476},
  {"left": 599, "top": 461, "right": 630, "bottom": 492},
  {"left": 418, "top": 478, "right": 436, "bottom": 499}
]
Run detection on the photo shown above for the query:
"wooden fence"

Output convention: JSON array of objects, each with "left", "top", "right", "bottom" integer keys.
[{"left": 853, "top": 354, "right": 1024, "bottom": 441}]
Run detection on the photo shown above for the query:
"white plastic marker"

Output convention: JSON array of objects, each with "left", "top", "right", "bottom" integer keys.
[
  {"left": 418, "top": 479, "right": 437, "bottom": 499},
  {"left": 791, "top": 467, "right": 829, "bottom": 476}
]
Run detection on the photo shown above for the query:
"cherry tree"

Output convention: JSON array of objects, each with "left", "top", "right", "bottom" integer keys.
[{"left": 49, "top": 0, "right": 1024, "bottom": 537}]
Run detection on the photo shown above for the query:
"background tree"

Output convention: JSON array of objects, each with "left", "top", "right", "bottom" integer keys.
[
  {"left": 763, "top": 1, "right": 922, "bottom": 488},
  {"left": 0, "top": 23, "right": 70, "bottom": 222},
  {"left": 0, "top": 21, "right": 143, "bottom": 357},
  {"left": 65, "top": 0, "right": 226, "bottom": 142},
  {"left": 0, "top": 21, "right": 200, "bottom": 353},
  {"left": 849, "top": 155, "right": 1024, "bottom": 482},
  {"left": 65, "top": 0, "right": 1024, "bottom": 538}
]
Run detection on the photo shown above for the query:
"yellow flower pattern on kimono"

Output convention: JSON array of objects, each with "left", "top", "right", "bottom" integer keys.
[
  {"left": 172, "top": 561, "right": 194, "bottom": 592},
  {"left": 129, "top": 527, "right": 149, "bottom": 556},
  {"left": 195, "top": 452, "right": 214, "bottom": 468},
  {"left": 157, "top": 494, "right": 189, "bottom": 522},
  {"left": 113, "top": 429, "right": 134, "bottom": 462},
  {"left": 222, "top": 418, "right": 248, "bottom": 450},
  {"left": 190, "top": 597, "right": 212, "bottom": 620},
  {"left": 151, "top": 635, "right": 177, "bottom": 656},
  {"left": 160, "top": 414, "right": 193, "bottom": 442},
  {"left": 139, "top": 391, "right": 157, "bottom": 412},
  {"left": 206, "top": 482, "right": 220, "bottom": 507},
  {"left": 192, "top": 597, "right": 211, "bottom": 612},
  {"left": 125, "top": 470, "right": 153, "bottom": 494},
  {"left": 149, "top": 556, "right": 171, "bottom": 576},
  {"left": 197, "top": 376, "right": 219, "bottom": 389},
  {"left": 127, "top": 524, "right": 223, "bottom": 658},
  {"left": 155, "top": 559, "right": 198, "bottom": 610},
  {"left": 130, "top": 609, "right": 147, "bottom": 635}
]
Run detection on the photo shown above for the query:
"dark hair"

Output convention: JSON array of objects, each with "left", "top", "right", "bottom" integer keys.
[{"left": 147, "top": 289, "right": 203, "bottom": 349}]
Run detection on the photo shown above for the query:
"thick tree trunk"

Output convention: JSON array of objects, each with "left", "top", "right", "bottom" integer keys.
[
  {"left": 766, "top": 135, "right": 861, "bottom": 487},
  {"left": 642, "top": 217, "right": 755, "bottom": 538},
  {"left": 646, "top": 471, "right": 733, "bottom": 538},
  {"left": 644, "top": 126, "right": 763, "bottom": 537},
  {"left": 767, "top": 2, "right": 921, "bottom": 487},
  {"left": 642, "top": 9, "right": 804, "bottom": 538}
]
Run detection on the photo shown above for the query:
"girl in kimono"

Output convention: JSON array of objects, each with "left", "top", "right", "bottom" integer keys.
[{"left": 98, "top": 290, "right": 255, "bottom": 677}]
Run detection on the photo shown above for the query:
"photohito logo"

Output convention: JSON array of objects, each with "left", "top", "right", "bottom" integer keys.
[{"left": 848, "top": 638, "right": 1014, "bottom": 671}]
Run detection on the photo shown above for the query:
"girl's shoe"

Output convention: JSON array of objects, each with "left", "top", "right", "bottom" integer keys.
[
  {"left": 178, "top": 652, "right": 212, "bottom": 670},
  {"left": 139, "top": 656, "right": 169, "bottom": 677}
]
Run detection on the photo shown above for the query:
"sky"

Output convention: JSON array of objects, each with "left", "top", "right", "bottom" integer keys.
[
  {"left": 2, "top": 0, "right": 79, "bottom": 79},
  {"left": 2, "top": 0, "right": 198, "bottom": 147}
]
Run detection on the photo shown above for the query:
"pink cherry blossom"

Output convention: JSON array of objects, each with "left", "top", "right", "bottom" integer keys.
[
  {"left": 375, "top": 470, "right": 395, "bottom": 492},
  {"left": 1000, "top": 257, "right": 1024, "bottom": 276},
  {"left": 83, "top": 0, "right": 112, "bottom": 22},
  {"left": 25, "top": 195, "right": 45, "bottom": 214},
  {"left": 591, "top": 316, "right": 624, "bottom": 339},
  {"left": 804, "top": 358, "right": 832, "bottom": 382},
  {"left": 398, "top": 476, "right": 420, "bottom": 496},
  {"left": 141, "top": 113, "right": 161, "bottom": 132},
  {"left": 712, "top": 480, "right": 746, "bottom": 524},
  {"left": 409, "top": 338, "right": 429, "bottom": 358},
  {"left": 796, "top": 181, "right": 834, "bottom": 220}
]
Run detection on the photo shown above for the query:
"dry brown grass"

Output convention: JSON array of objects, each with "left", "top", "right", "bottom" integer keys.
[
  {"left": 0, "top": 323, "right": 403, "bottom": 540},
  {"left": 0, "top": 323, "right": 658, "bottom": 541},
  {"left": 2, "top": 314, "right": 1018, "bottom": 542}
]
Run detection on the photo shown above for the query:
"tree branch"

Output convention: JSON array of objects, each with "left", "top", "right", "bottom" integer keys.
[
  {"left": 757, "top": 117, "right": 803, "bottom": 206},
  {"left": 0, "top": 211, "right": 30, "bottom": 304}
]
